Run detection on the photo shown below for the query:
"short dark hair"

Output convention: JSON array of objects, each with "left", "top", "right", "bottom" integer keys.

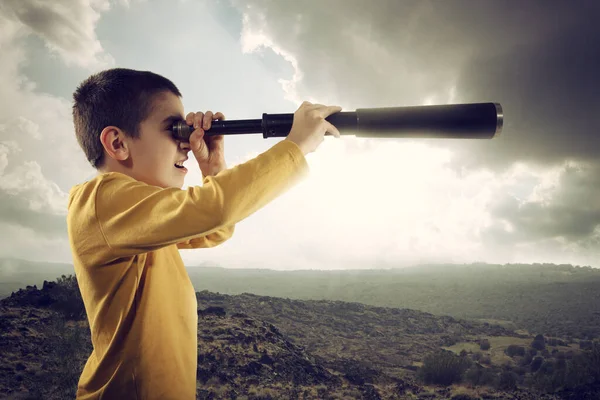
[{"left": 72, "top": 68, "right": 182, "bottom": 169}]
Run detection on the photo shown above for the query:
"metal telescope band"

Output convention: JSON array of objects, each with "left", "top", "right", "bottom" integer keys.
[{"left": 170, "top": 102, "right": 503, "bottom": 142}]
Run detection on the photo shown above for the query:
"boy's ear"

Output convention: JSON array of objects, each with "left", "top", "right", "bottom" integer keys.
[{"left": 99, "top": 126, "right": 130, "bottom": 161}]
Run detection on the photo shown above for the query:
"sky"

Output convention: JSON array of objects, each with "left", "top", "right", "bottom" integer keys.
[{"left": 0, "top": 0, "right": 599, "bottom": 271}]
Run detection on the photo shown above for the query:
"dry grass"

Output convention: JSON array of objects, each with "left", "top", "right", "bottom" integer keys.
[
  {"left": 206, "top": 383, "right": 232, "bottom": 396},
  {"left": 248, "top": 386, "right": 279, "bottom": 397},
  {"left": 443, "top": 336, "right": 529, "bottom": 366},
  {"left": 449, "top": 384, "right": 495, "bottom": 397},
  {"left": 443, "top": 334, "right": 583, "bottom": 371},
  {"left": 442, "top": 342, "right": 482, "bottom": 354}
]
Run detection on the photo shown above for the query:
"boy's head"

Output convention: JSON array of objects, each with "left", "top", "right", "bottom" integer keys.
[{"left": 72, "top": 68, "right": 190, "bottom": 189}]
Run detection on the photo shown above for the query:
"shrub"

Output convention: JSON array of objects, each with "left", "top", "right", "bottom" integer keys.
[
  {"left": 541, "top": 349, "right": 550, "bottom": 358},
  {"left": 464, "top": 366, "right": 481, "bottom": 386},
  {"left": 564, "top": 355, "right": 590, "bottom": 389},
  {"left": 519, "top": 353, "right": 533, "bottom": 367},
  {"left": 481, "top": 370, "right": 497, "bottom": 386},
  {"left": 531, "top": 357, "right": 544, "bottom": 373},
  {"left": 31, "top": 312, "right": 90, "bottom": 398},
  {"left": 505, "top": 345, "right": 526, "bottom": 357},
  {"left": 580, "top": 340, "right": 593, "bottom": 350},
  {"left": 531, "top": 370, "right": 564, "bottom": 394},
  {"left": 441, "top": 335, "right": 460, "bottom": 346},
  {"left": 417, "top": 349, "right": 472, "bottom": 386},
  {"left": 528, "top": 348, "right": 538, "bottom": 357},
  {"left": 565, "top": 350, "right": 574, "bottom": 359},
  {"left": 497, "top": 371, "right": 518, "bottom": 391},
  {"left": 562, "top": 345, "right": 600, "bottom": 391},
  {"left": 479, "top": 339, "right": 491, "bottom": 350},
  {"left": 555, "top": 358, "right": 567, "bottom": 370},
  {"left": 531, "top": 337, "right": 546, "bottom": 351},
  {"left": 539, "top": 360, "right": 554, "bottom": 375},
  {"left": 463, "top": 365, "right": 497, "bottom": 387},
  {"left": 52, "top": 274, "right": 86, "bottom": 321}
]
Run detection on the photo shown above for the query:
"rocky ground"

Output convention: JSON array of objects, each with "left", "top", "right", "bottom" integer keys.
[{"left": 0, "top": 280, "right": 597, "bottom": 399}]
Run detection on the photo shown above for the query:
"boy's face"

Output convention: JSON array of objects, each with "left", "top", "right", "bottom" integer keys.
[{"left": 116, "top": 91, "right": 189, "bottom": 189}]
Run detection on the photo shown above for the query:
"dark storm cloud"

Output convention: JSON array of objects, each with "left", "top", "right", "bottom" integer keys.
[
  {"left": 449, "top": 1, "right": 600, "bottom": 171},
  {"left": 230, "top": 0, "right": 600, "bottom": 255},
  {"left": 444, "top": 1, "right": 600, "bottom": 248},
  {"left": 230, "top": 0, "right": 598, "bottom": 167}
]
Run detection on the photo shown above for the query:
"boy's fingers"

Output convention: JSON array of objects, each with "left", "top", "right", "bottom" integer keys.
[
  {"left": 185, "top": 112, "right": 195, "bottom": 126},
  {"left": 193, "top": 112, "right": 204, "bottom": 129},
  {"left": 186, "top": 110, "right": 227, "bottom": 134},
  {"left": 327, "top": 121, "right": 341, "bottom": 138},
  {"left": 323, "top": 105, "right": 342, "bottom": 117},
  {"left": 204, "top": 111, "right": 213, "bottom": 130},
  {"left": 190, "top": 130, "right": 206, "bottom": 151}
]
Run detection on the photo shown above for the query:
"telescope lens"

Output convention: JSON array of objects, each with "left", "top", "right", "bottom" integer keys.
[{"left": 494, "top": 103, "right": 503, "bottom": 136}]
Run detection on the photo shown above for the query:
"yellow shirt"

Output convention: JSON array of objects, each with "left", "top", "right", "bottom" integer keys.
[{"left": 67, "top": 139, "right": 309, "bottom": 399}]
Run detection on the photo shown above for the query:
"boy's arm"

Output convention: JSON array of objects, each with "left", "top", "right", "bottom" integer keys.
[
  {"left": 176, "top": 224, "right": 235, "bottom": 249},
  {"left": 92, "top": 140, "right": 307, "bottom": 259}
]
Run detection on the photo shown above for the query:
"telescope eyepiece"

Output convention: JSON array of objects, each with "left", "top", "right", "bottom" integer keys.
[{"left": 171, "top": 121, "right": 192, "bottom": 142}]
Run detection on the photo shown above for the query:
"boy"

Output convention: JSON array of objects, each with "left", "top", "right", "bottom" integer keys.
[{"left": 67, "top": 68, "right": 341, "bottom": 399}]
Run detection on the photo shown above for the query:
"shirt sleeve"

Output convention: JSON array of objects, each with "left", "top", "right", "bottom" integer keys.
[
  {"left": 95, "top": 139, "right": 308, "bottom": 258},
  {"left": 176, "top": 225, "right": 235, "bottom": 249}
]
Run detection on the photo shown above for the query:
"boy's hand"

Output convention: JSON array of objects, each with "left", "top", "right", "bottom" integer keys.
[
  {"left": 186, "top": 110, "right": 227, "bottom": 176},
  {"left": 285, "top": 101, "right": 342, "bottom": 155}
]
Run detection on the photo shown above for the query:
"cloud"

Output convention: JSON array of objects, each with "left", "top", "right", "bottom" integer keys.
[
  {"left": 450, "top": 10, "right": 600, "bottom": 171},
  {"left": 0, "top": 0, "right": 151, "bottom": 262},
  {"left": 230, "top": 0, "right": 599, "bottom": 167},
  {"left": 232, "top": 0, "right": 584, "bottom": 107},
  {"left": 183, "top": 138, "right": 598, "bottom": 270},
  {"left": 0, "top": 159, "right": 68, "bottom": 238},
  {"left": 0, "top": 7, "right": 104, "bottom": 260},
  {"left": 0, "top": 0, "right": 115, "bottom": 69},
  {"left": 195, "top": 0, "right": 600, "bottom": 269},
  {"left": 483, "top": 161, "right": 600, "bottom": 243}
]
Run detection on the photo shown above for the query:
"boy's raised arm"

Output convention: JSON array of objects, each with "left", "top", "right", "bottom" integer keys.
[
  {"left": 90, "top": 139, "right": 308, "bottom": 259},
  {"left": 175, "top": 224, "right": 235, "bottom": 249}
]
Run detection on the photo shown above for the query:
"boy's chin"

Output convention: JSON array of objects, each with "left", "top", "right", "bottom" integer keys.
[
  {"left": 167, "top": 181, "right": 183, "bottom": 189},
  {"left": 172, "top": 178, "right": 185, "bottom": 189}
]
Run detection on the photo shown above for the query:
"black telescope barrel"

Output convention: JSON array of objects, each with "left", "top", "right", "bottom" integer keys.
[{"left": 171, "top": 102, "right": 503, "bottom": 141}]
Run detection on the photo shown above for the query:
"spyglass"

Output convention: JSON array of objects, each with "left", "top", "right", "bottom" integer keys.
[{"left": 170, "top": 102, "right": 503, "bottom": 142}]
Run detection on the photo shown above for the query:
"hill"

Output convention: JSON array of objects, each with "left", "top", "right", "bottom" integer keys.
[
  {"left": 1, "top": 276, "right": 599, "bottom": 399},
  {"left": 2, "top": 259, "right": 599, "bottom": 341},
  {"left": 185, "top": 263, "right": 600, "bottom": 340}
]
